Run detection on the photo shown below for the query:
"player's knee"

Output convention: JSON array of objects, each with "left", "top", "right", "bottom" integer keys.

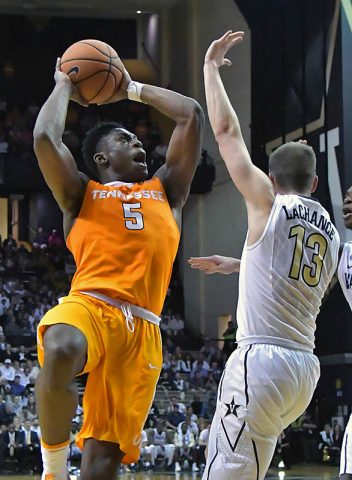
[{"left": 43, "top": 325, "right": 87, "bottom": 374}]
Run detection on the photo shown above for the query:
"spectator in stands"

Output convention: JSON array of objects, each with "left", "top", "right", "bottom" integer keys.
[
  {"left": 301, "top": 411, "right": 318, "bottom": 463},
  {"left": 168, "top": 313, "right": 184, "bottom": 336},
  {"left": 167, "top": 396, "right": 186, "bottom": 415},
  {"left": 0, "top": 358, "right": 15, "bottom": 381},
  {"left": 139, "top": 429, "right": 152, "bottom": 470},
  {"left": 210, "top": 361, "right": 222, "bottom": 383},
  {"left": 14, "top": 345, "right": 29, "bottom": 363},
  {"left": 178, "top": 416, "right": 199, "bottom": 440},
  {"left": 191, "top": 394, "right": 203, "bottom": 416},
  {"left": 159, "top": 371, "right": 176, "bottom": 391},
  {"left": 19, "top": 367, "right": 32, "bottom": 388},
  {"left": 3, "top": 234, "right": 17, "bottom": 252},
  {"left": 0, "top": 335, "right": 6, "bottom": 353},
  {"left": 22, "top": 419, "right": 41, "bottom": 473},
  {"left": 48, "top": 229, "right": 64, "bottom": 249},
  {"left": 0, "top": 402, "right": 15, "bottom": 425},
  {"left": 10, "top": 376, "right": 25, "bottom": 396},
  {"left": 174, "top": 422, "right": 198, "bottom": 472},
  {"left": 3, "top": 422, "right": 24, "bottom": 469},
  {"left": 222, "top": 320, "right": 236, "bottom": 354},
  {"left": 176, "top": 352, "right": 193, "bottom": 374},
  {"left": 146, "top": 403, "right": 159, "bottom": 429},
  {"left": 200, "top": 392, "right": 217, "bottom": 420},
  {"left": 3, "top": 314, "right": 24, "bottom": 346},
  {"left": 30, "top": 418, "right": 41, "bottom": 440},
  {"left": 33, "top": 227, "right": 48, "bottom": 249},
  {"left": 204, "top": 370, "right": 218, "bottom": 390},
  {"left": 150, "top": 420, "right": 175, "bottom": 469},
  {"left": 174, "top": 372, "right": 185, "bottom": 392},
  {"left": 166, "top": 404, "right": 185, "bottom": 431},
  {"left": 20, "top": 406, "right": 35, "bottom": 423},
  {"left": 192, "top": 353, "right": 210, "bottom": 375},
  {"left": 196, "top": 419, "right": 210, "bottom": 470},
  {"left": 0, "top": 296, "right": 10, "bottom": 317},
  {"left": 333, "top": 422, "right": 343, "bottom": 450}
]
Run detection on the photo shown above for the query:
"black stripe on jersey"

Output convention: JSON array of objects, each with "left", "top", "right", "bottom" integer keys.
[
  {"left": 218, "top": 370, "right": 226, "bottom": 402},
  {"left": 252, "top": 439, "right": 259, "bottom": 480},
  {"left": 244, "top": 345, "right": 252, "bottom": 406},
  {"left": 344, "top": 433, "right": 348, "bottom": 473},
  {"left": 221, "top": 418, "right": 246, "bottom": 453},
  {"left": 207, "top": 437, "right": 218, "bottom": 480}
]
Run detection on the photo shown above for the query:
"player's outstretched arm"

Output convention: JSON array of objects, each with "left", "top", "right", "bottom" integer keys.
[
  {"left": 188, "top": 255, "right": 241, "bottom": 274},
  {"left": 204, "top": 31, "right": 274, "bottom": 210},
  {"left": 33, "top": 59, "right": 88, "bottom": 214}
]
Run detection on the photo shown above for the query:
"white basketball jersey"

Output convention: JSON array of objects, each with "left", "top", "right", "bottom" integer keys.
[
  {"left": 237, "top": 194, "right": 340, "bottom": 352},
  {"left": 338, "top": 242, "right": 352, "bottom": 310}
]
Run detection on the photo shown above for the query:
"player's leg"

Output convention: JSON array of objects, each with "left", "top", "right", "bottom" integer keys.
[
  {"left": 36, "top": 324, "right": 87, "bottom": 445},
  {"left": 203, "top": 345, "right": 285, "bottom": 480},
  {"left": 165, "top": 443, "right": 175, "bottom": 467},
  {"left": 36, "top": 324, "right": 87, "bottom": 480},
  {"left": 340, "top": 415, "right": 352, "bottom": 479},
  {"left": 36, "top": 295, "right": 103, "bottom": 480},
  {"left": 79, "top": 439, "right": 124, "bottom": 480}
]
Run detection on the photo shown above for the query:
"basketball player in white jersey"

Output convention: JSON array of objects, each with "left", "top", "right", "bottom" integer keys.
[
  {"left": 338, "top": 186, "right": 352, "bottom": 479},
  {"left": 195, "top": 30, "right": 340, "bottom": 479}
]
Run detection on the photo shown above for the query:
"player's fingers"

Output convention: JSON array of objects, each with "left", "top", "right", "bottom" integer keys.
[
  {"left": 219, "top": 30, "right": 233, "bottom": 42},
  {"left": 223, "top": 59, "right": 232, "bottom": 67},
  {"left": 56, "top": 57, "right": 61, "bottom": 71}
]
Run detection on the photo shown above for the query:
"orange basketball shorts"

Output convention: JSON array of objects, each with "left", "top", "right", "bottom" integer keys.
[{"left": 37, "top": 293, "right": 162, "bottom": 464}]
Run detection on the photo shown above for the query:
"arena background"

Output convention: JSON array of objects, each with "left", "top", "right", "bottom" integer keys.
[{"left": 0, "top": 0, "right": 351, "bottom": 478}]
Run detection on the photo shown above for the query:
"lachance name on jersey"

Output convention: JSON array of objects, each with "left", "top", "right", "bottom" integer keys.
[{"left": 282, "top": 205, "right": 336, "bottom": 241}]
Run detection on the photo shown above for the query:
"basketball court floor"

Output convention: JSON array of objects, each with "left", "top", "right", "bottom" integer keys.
[{"left": 0, "top": 465, "right": 339, "bottom": 479}]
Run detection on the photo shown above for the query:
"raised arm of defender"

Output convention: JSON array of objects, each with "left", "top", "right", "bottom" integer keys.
[{"left": 204, "top": 31, "right": 274, "bottom": 212}]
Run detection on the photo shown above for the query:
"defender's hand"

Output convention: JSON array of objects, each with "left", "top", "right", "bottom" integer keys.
[
  {"left": 188, "top": 255, "right": 241, "bottom": 275},
  {"left": 204, "top": 30, "right": 244, "bottom": 68}
]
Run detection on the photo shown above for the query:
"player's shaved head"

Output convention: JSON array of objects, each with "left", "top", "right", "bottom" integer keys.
[{"left": 269, "top": 142, "right": 317, "bottom": 193}]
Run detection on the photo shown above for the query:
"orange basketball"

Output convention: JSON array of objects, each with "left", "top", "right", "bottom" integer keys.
[{"left": 60, "top": 39, "right": 123, "bottom": 104}]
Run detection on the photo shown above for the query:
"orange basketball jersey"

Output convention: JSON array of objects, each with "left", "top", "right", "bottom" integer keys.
[{"left": 66, "top": 177, "right": 180, "bottom": 315}]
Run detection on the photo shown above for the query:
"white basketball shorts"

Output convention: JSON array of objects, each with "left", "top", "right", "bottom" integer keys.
[
  {"left": 340, "top": 414, "right": 352, "bottom": 475},
  {"left": 203, "top": 343, "right": 320, "bottom": 480}
]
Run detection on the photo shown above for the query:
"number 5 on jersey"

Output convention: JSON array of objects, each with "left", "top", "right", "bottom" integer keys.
[{"left": 123, "top": 203, "right": 144, "bottom": 230}]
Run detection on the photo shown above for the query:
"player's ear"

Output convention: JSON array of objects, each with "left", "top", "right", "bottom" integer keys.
[
  {"left": 311, "top": 174, "right": 318, "bottom": 193},
  {"left": 93, "top": 152, "right": 108, "bottom": 166}
]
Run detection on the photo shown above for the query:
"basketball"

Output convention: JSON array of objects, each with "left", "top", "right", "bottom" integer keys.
[{"left": 60, "top": 39, "right": 123, "bottom": 104}]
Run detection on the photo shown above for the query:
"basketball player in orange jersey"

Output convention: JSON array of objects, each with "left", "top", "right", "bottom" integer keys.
[{"left": 33, "top": 58, "right": 204, "bottom": 480}]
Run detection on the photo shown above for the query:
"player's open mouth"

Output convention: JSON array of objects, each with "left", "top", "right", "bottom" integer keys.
[
  {"left": 133, "top": 151, "right": 147, "bottom": 165},
  {"left": 343, "top": 212, "right": 352, "bottom": 221}
]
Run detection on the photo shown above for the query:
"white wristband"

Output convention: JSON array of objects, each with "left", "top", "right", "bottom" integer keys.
[{"left": 127, "top": 81, "right": 146, "bottom": 103}]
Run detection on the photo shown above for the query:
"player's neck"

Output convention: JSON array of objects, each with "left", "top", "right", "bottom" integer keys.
[{"left": 276, "top": 188, "right": 312, "bottom": 197}]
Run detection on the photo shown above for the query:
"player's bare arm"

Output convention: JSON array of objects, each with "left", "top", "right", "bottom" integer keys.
[
  {"left": 102, "top": 69, "right": 204, "bottom": 211},
  {"left": 141, "top": 86, "right": 204, "bottom": 210},
  {"left": 204, "top": 31, "right": 275, "bottom": 229},
  {"left": 188, "top": 255, "right": 241, "bottom": 274},
  {"left": 33, "top": 59, "right": 89, "bottom": 218}
]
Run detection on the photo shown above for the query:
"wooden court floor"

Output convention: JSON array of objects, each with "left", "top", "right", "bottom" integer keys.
[{"left": 0, "top": 465, "right": 340, "bottom": 479}]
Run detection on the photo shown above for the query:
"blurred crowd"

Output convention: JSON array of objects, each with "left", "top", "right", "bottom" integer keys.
[{"left": 0, "top": 62, "right": 168, "bottom": 179}]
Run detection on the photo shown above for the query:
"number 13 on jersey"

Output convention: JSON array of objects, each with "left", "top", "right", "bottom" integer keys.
[{"left": 288, "top": 225, "right": 328, "bottom": 287}]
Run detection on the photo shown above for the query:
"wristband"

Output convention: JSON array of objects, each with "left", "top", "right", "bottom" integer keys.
[{"left": 127, "top": 81, "right": 146, "bottom": 103}]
